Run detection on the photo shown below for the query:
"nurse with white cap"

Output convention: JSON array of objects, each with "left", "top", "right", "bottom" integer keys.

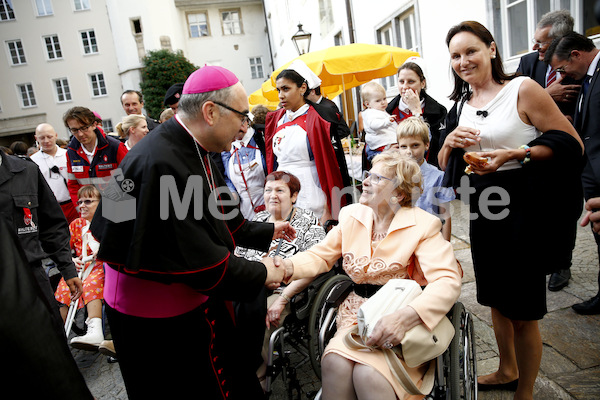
[{"left": 264, "top": 60, "right": 349, "bottom": 224}]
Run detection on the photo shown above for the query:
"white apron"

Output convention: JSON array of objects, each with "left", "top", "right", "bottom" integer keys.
[
  {"left": 273, "top": 115, "right": 327, "bottom": 219},
  {"left": 228, "top": 144, "right": 266, "bottom": 220}
]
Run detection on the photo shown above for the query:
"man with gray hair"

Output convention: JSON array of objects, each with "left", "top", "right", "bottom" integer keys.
[
  {"left": 94, "top": 66, "right": 295, "bottom": 399},
  {"left": 517, "top": 9, "right": 582, "bottom": 292},
  {"left": 517, "top": 10, "right": 581, "bottom": 121}
]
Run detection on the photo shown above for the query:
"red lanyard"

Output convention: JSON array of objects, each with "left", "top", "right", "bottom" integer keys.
[{"left": 233, "top": 147, "right": 258, "bottom": 210}]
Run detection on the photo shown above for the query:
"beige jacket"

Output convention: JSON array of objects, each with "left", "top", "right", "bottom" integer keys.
[{"left": 289, "top": 203, "right": 462, "bottom": 330}]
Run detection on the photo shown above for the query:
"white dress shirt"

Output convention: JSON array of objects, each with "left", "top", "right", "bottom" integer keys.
[{"left": 30, "top": 145, "right": 71, "bottom": 203}]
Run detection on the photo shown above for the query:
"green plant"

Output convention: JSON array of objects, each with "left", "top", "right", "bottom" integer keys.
[{"left": 140, "top": 49, "right": 198, "bottom": 119}]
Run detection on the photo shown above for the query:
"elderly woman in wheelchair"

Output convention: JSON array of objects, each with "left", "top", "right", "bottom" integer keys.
[
  {"left": 277, "top": 151, "right": 462, "bottom": 399},
  {"left": 234, "top": 170, "right": 326, "bottom": 387}
]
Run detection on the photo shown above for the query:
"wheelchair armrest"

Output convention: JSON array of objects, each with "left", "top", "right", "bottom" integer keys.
[
  {"left": 325, "top": 279, "right": 353, "bottom": 308},
  {"left": 322, "top": 219, "right": 338, "bottom": 232}
]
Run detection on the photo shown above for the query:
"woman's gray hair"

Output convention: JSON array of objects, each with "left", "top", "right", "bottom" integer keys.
[
  {"left": 177, "top": 86, "right": 236, "bottom": 120},
  {"left": 538, "top": 10, "right": 574, "bottom": 39}
]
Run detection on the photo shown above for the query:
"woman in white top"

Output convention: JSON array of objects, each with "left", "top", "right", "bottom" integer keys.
[{"left": 439, "top": 21, "right": 583, "bottom": 400}]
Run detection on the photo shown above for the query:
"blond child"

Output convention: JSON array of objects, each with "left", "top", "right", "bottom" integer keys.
[
  {"left": 397, "top": 116, "right": 455, "bottom": 241},
  {"left": 360, "top": 81, "right": 398, "bottom": 161}
]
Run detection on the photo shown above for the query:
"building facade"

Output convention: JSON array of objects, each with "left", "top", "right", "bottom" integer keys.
[
  {"left": 262, "top": 0, "right": 600, "bottom": 122},
  {"left": 1, "top": 0, "right": 599, "bottom": 146},
  {"left": 0, "top": 0, "right": 123, "bottom": 145},
  {"left": 0, "top": 0, "right": 271, "bottom": 145}
]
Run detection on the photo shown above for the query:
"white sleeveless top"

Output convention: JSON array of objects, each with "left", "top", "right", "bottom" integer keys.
[{"left": 460, "top": 76, "right": 541, "bottom": 171}]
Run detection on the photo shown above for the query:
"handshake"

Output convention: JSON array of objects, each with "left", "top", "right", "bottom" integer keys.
[{"left": 262, "top": 256, "right": 294, "bottom": 289}]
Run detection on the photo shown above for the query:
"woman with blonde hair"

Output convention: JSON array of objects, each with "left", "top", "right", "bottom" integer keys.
[{"left": 116, "top": 114, "right": 148, "bottom": 150}]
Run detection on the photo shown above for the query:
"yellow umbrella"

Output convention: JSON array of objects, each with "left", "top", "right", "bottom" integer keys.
[
  {"left": 261, "top": 43, "right": 419, "bottom": 101},
  {"left": 248, "top": 88, "right": 279, "bottom": 110}
]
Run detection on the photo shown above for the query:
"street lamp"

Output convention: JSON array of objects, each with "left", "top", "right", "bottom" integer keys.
[{"left": 291, "top": 23, "right": 311, "bottom": 55}]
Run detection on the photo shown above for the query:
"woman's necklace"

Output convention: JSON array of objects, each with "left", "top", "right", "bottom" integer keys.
[{"left": 371, "top": 230, "right": 387, "bottom": 242}]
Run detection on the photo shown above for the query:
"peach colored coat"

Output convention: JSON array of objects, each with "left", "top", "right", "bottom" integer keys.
[{"left": 289, "top": 203, "right": 462, "bottom": 399}]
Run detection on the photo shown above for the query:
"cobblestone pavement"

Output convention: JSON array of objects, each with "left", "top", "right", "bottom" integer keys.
[{"left": 75, "top": 200, "right": 600, "bottom": 399}]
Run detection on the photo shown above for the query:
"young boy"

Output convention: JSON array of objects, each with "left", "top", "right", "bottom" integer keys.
[
  {"left": 397, "top": 116, "right": 455, "bottom": 241},
  {"left": 360, "top": 81, "right": 398, "bottom": 161}
]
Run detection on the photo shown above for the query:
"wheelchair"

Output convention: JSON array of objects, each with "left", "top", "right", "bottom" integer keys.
[
  {"left": 311, "top": 277, "right": 478, "bottom": 400},
  {"left": 263, "top": 269, "right": 352, "bottom": 399}
]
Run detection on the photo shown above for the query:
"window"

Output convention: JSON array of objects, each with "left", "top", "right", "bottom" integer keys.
[
  {"left": 489, "top": 0, "right": 597, "bottom": 59},
  {"left": 581, "top": 0, "right": 600, "bottom": 36},
  {"left": 35, "top": 0, "right": 53, "bottom": 16},
  {"left": 334, "top": 31, "right": 344, "bottom": 46},
  {"left": 319, "top": 0, "right": 334, "bottom": 35},
  {"left": 6, "top": 39, "right": 26, "bottom": 65},
  {"left": 81, "top": 29, "right": 98, "bottom": 54},
  {"left": 102, "top": 119, "right": 113, "bottom": 133},
  {"left": 89, "top": 73, "right": 107, "bottom": 96},
  {"left": 249, "top": 57, "right": 264, "bottom": 79},
  {"left": 18, "top": 83, "right": 36, "bottom": 107},
  {"left": 44, "top": 35, "right": 62, "bottom": 59},
  {"left": 132, "top": 18, "right": 142, "bottom": 34},
  {"left": 376, "top": 7, "right": 419, "bottom": 91},
  {"left": 0, "top": 0, "right": 15, "bottom": 21},
  {"left": 376, "top": 24, "right": 395, "bottom": 90},
  {"left": 73, "top": 0, "right": 90, "bottom": 11},
  {"left": 188, "top": 12, "right": 209, "bottom": 37},
  {"left": 221, "top": 9, "right": 242, "bottom": 35},
  {"left": 54, "top": 78, "right": 71, "bottom": 102}
]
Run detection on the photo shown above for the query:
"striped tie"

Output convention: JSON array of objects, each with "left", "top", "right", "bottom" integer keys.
[{"left": 546, "top": 69, "right": 557, "bottom": 87}]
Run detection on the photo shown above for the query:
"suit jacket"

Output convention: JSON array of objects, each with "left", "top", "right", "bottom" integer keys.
[
  {"left": 287, "top": 203, "right": 461, "bottom": 330},
  {"left": 317, "top": 97, "right": 351, "bottom": 138},
  {"left": 575, "top": 63, "right": 600, "bottom": 198},
  {"left": 517, "top": 51, "right": 581, "bottom": 118}
]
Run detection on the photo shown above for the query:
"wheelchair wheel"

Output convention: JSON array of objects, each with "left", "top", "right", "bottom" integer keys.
[
  {"left": 447, "top": 302, "right": 477, "bottom": 400},
  {"left": 307, "top": 274, "right": 352, "bottom": 379}
]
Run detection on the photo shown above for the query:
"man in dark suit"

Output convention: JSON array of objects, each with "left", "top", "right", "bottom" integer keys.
[
  {"left": 307, "top": 86, "right": 351, "bottom": 138},
  {"left": 517, "top": 10, "right": 581, "bottom": 291},
  {"left": 547, "top": 32, "right": 600, "bottom": 314},
  {"left": 517, "top": 10, "right": 581, "bottom": 122}
]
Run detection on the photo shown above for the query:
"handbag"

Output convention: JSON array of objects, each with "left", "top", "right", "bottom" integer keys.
[{"left": 343, "top": 279, "right": 455, "bottom": 395}]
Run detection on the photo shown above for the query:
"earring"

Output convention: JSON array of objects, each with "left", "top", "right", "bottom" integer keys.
[
  {"left": 491, "top": 54, "right": 496, "bottom": 59},
  {"left": 390, "top": 196, "right": 399, "bottom": 205}
]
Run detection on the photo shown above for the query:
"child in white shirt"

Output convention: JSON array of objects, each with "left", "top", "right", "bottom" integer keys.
[{"left": 360, "top": 81, "right": 398, "bottom": 161}]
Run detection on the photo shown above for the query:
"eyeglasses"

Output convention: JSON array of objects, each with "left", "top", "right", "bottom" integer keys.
[
  {"left": 362, "top": 170, "right": 394, "bottom": 185},
  {"left": 212, "top": 101, "right": 252, "bottom": 126},
  {"left": 77, "top": 199, "right": 98, "bottom": 206},
  {"left": 554, "top": 56, "right": 572, "bottom": 74},
  {"left": 69, "top": 123, "right": 93, "bottom": 134},
  {"left": 531, "top": 38, "right": 551, "bottom": 47}
]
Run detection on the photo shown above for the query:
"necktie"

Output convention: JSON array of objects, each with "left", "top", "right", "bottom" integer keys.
[
  {"left": 546, "top": 69, "right": 557, "bottom": 86},
  {"left": 582, "top": 74, "right": 592, "bottom": 100}
]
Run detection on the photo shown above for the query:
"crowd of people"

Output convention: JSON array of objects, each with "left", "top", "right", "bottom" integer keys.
[{"left": 2, "top": 10, "right": 600, "bottom": 400}]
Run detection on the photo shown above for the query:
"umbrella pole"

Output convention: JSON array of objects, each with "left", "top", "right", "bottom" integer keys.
[{"left": 343, "top": 78, "right": 357, "bottom": 202}]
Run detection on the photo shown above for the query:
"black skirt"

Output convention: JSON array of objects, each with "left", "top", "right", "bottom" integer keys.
[{"left": 468, "top": 168, "right": 547, "bottom": 320}]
